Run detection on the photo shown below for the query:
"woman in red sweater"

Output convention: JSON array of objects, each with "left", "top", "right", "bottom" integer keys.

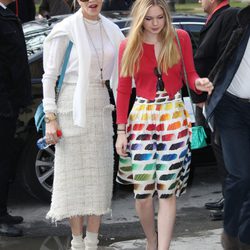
[{"left": 115, "top": 0, "right": 213, "bottom": 249}]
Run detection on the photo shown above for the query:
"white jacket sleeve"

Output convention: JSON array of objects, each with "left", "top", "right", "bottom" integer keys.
[{"left": 42, "top": 36, "right": 69, "bottom": 113}]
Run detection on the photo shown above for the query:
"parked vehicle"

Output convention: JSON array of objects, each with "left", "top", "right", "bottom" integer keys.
[{"left": 16, "top": 12, "right": 214, "bottom": 202}]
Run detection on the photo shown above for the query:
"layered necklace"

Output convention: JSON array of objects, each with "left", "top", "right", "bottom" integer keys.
[{"left": 83, "top": 17, "right": 105, "bottom": 86}]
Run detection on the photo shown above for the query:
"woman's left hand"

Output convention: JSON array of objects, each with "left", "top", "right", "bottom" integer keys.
[{"left": 195, "top": 78, "right": 214, "bottom": 95}]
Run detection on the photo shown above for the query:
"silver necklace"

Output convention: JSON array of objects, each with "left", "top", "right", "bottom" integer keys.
[{"left": 84, "top": 18, "right": 105, "bottom": 85}]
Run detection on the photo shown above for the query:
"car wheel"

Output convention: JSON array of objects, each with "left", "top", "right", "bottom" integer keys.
[
  {"left": 20, "top": 129, "right": 54, "bottom": 202},
  {"left": 20, "top": 124, "right": 120, "bottom": 202}
]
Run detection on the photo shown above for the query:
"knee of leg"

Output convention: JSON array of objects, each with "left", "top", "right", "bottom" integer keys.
[
  {"left": 158, "top": 194, "right": 176, "bottom": 206},
  {"left": 227, "top": 174, "right": 250, "bottom": 187},
  {"left": 242, "top": 177, "right": 250, "bottom": 190},
  {"left": 136, "top": 196, "right": 153, "bottom": 208}
]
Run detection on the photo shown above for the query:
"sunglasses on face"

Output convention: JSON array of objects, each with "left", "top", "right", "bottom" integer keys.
[
  {"left": 154, "top": 67, "right": 165, "bottom": 92},
  {"left": 79, "top": 0, "right": 102, "bottom": 2}
]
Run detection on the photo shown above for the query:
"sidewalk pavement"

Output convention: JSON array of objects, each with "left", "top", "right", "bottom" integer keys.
[
  {"left": 99, "top": 163, "right": 224, "bottom": 249},
  {"left": 104, "top": 228, "right": 222, "bottom": 249},
  {"left": 3, "top": 164, "right": 224, "bottom": 250},
  {"left": 97, "top": 163, "right": 224, "bottom": 250}
]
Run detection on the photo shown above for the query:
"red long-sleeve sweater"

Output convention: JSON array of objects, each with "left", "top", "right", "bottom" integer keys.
[{"left": 116, "top": 29, "right": 201, "bottom": 124}]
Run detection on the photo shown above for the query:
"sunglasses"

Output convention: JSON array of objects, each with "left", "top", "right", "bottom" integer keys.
[{"left": 154, "top": 67, "right": 164, "bottom": 91}]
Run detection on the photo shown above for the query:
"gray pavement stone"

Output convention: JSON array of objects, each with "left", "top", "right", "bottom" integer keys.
[
  {"left": 98, "top": 228, "right": 222, "bottom": 249},
  {"left": 1, "top": 165, "right": 224, "bottom": 250}
]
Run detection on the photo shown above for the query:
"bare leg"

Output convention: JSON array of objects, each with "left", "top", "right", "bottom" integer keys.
[
  {"left": 157, "top": 195, "right": 176, "bottom": 250},
  {"left": 69, "top": 216, "right": 84, "bottom": 249},
  {"left": 135, "top": 197, "right": 157, "bottom": 250},
  {"left": 69, "top": 216, "right": 84, "bottom": 236},
  {"left": 84, "top": 215, "right": 102, "bottom": 250},
  {"left": 86, "top": 215, "right": 101, "bottom": 233}
]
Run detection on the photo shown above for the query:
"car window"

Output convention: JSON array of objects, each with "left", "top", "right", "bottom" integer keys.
[
  {"left": 121, "top": 27, "right": 130, "bottom": 36},
  {"left": 175, "top": 23, "right": 204, "bottom": 53},
  {"left": 25, "top": 30, "right": 50, "bottom": 57}
]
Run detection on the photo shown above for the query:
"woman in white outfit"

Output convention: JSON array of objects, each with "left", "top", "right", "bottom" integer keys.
[{"left": 42, "top": 0, "right": 124, "bottom": 249}]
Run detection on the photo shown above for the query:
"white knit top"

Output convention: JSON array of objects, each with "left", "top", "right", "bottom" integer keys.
[
  {"left": 42, "top": 18, "right": 115, "bottom": 112},
  {"left": 42, "top": 10, "right": 124, "bottom": 127}
]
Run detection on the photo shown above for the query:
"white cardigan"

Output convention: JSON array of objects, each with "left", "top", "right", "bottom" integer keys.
[{"left": 42, "top": 9, "right": 124, "bottom": 127}]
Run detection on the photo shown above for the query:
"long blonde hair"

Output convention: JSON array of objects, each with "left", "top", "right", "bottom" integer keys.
[{"left": 120, "top": 0, "right": 180, "bottom": 77}]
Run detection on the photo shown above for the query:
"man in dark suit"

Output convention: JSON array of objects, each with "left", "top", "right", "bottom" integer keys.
[
  {"left": 102, "top": 0, "right": 135, "bottom": 10},
  {"left": 38, "top": 0, "right": 76, "bottom": 19},
  {"left": 0, "top": 0, "right": 31, "bottom": 237},
  {"left": 193, "top": 0, "right": 239, "bottom": 220},
  {"left": 205, "top": 5, "right": 250, "bottom": 249},
  {"left": 7, "top": 0, "right": 36, "bottom": 23}
]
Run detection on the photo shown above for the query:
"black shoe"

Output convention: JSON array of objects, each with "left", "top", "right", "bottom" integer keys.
[
  {"left": 0, "top": 213, "right": 23, "bottom": 225},
  {"left": 205, "top": 197, "right": 224, "bottom": 210},
  {"left": 210, "top": 210, "right": 224, "bottom": 221},
  {"left": 0, "top": 224, "right": 23, "bottom": 237}
]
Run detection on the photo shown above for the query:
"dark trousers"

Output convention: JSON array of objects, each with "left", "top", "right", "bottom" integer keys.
[
  {"left": 197, "top": 106, "right": 227, "bottom": 196},
  {"left": 215, "top": 93, "right": 250, "bottom": 244},
  {"left": 0, "top": 113, "right": 18, "bottom": 216},
  {"left": 211, "top": 129, "right": 228, "bottom": 197}
]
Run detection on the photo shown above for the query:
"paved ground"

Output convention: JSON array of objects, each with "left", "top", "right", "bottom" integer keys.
[
  {"left": 108, "top": 228, "right": 222, "bottom": 249},
  {"left": 0, "top": 164, "right": 224, "bottom": 249}
]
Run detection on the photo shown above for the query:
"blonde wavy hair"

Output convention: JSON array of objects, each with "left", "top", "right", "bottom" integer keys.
[{"left": 120, "top": 0, "right": 180, "bottom": 77}]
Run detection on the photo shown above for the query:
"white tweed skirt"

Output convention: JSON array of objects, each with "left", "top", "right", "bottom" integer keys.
[{"left": 46, "top": 81, "right": 114, "bottom": 222}]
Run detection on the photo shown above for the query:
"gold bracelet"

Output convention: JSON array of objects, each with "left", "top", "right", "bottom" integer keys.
[{"left": 44, "top": 113, "right": 57, "bottom": 123}]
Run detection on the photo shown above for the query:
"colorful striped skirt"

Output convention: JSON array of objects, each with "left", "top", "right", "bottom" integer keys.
[{"left": 116, "top": 91, "right": 192, "bottom": 199}]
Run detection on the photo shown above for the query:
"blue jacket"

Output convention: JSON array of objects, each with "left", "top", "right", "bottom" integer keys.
[{"left": 205, "top": 5, "right": 250, "bottom": 125}]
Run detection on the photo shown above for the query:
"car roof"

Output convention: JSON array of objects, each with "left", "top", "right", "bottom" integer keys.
[
  {"left": 23, "top": 11, "right": 206, "bottom": 32},
  {"left": 172, "top": 13, "right": 206, "bottom": 24},
  {"left": 24, "top": 11, "right": 206, "bottom": 62}
]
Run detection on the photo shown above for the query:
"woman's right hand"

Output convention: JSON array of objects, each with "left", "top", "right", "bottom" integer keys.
[
  {"left": 115, "top": 134, "right": 128, "bottom": 157},
  {"left": 45, "top": 120, "right": 61, "bottom": 145}
]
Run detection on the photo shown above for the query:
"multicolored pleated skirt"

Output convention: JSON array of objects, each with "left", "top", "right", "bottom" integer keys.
[{"left": 116, "top": 91, "right": 192, "bottom": 199}]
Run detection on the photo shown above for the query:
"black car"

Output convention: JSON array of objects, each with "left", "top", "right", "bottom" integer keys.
[{"left": 16, "top": 12, "right": 213, "bottom": 202}]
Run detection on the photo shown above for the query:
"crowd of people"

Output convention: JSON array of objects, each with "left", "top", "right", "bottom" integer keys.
[
  {"left": 5, "top": 0, "right": 136, "bottom": 22},
  {"left": 2, "top": 0, "right": 78, "bottom": 23},
  {"left": 0, "top": 0, "right": 249, "bottom": 249}
]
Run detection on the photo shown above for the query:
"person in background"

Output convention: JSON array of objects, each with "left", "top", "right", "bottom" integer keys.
[
  {"left": 0, "top": 0, "right": 31, "bottom": 237},
  {"left": 204, "top": 4, "right": 250, "bottom": 250},
  {"left": 102, "top": 0, "right": 135, "bottom": 11},
  {"left": 192, "top": 0, "right": 239, "bottom": 221},
  {"left": 38, "top": 0, "right": 77, "bottom": 19},
  {"left": 115, "top": 0, "right": 213, "bottom": 249},
  {"left": 7, "top": 0, "right": 35, "bottom": 23},
  {"left": 42, "top": 0, "right": 124, "bottom": 249}
]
